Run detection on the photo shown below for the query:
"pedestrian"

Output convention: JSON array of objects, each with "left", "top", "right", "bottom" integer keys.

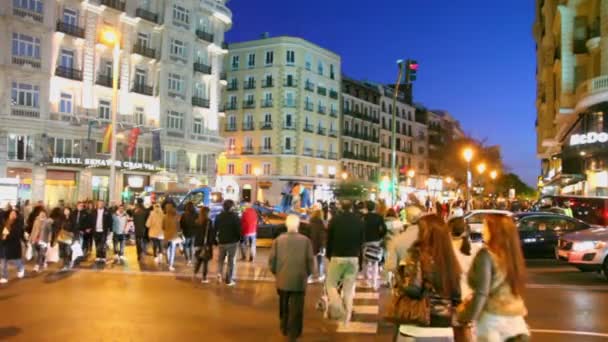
[
  {"left": 112, "top": 205, "right": 128, "bottom": 262},
  {"left": 82, "top": 201, "right": 96, "bottom": 256},
  {"left": 55, "top": 207, "right": 75, "bottom": 271},
  {"left": 162, "top": 202, "right": 180, "bottom": 271},
  {"left": 69, "top": 202, "right": 89, "bottom": 264},
  {"left": 325, "top": 200, "right": 365, "bottom": 324},
  {"left": 268, "top": 214, "right": 315, "bottom": 340},
  {"left": 23, "top": 200, "right": 32, "bottom": 227},
  {"left": 215, "top": 199, "right": 241, "bottom": 286},
  {"left": 308, "top": 209, "right": 327, "bottom": 282},
  {"left": 239, "top": 201, "right": 258, "bottom": 262},
  {"left": 132, "top": 199, "right": 149, "bottom": 261},
  {"left": 0, "top": 209, "right": 26, "bottom": 283},
  {"left": 90, "top": 200, "right": 112, "bottom": 263},
  {"left": 180, "top": 202, "right": 197, "bottom": 266},
  {"left": 194, "top": 206, "right": 215, "bottom": 283},
  {"left": 385, "top": 205, "right": 423, "bottom": 287},
  {"left": 146, "top": 204, "right": 164, "bottom": 264},
  {"left": 30, "top": 209, "right": 53, "bottom": 272},
  {"left": 457, "top": 214, "right": 530, "bottom": 341},
  {"left": 25, "top": 203, "right": 44, "bottom": 235},
  {"left": 391, "top": 214, "right": 462, "bottom": 341},
  {"left": 362, "top": 201, "right": 387, "bottom": 290}
]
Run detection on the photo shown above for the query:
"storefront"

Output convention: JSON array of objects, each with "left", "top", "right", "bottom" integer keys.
[{"left": 7, "top": 167, "right": 78, "bottom": 207}]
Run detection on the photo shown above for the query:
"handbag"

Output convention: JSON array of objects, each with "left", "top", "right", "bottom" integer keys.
[
  {"left": 45, "top": 244, "right": 60, "bottom": 263},
  {"left": 198, "top": 222, "right": 213, "bottom": 261},
  {"left": 57, "top": 229, "right": 74, "bottom": 245},
  {"left": 364, "top": 244, "right": 383, "bottom": 262},
  {"left": 25, "top": 243, "right": 33, "bottom": 261}
]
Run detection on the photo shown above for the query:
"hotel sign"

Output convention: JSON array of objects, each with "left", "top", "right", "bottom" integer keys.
[
  {"left": 570, "top": 132, "right": 608, "bottom": 146},
  {"left": 52, "top": 157, "right": 159, "bottom": 171}
]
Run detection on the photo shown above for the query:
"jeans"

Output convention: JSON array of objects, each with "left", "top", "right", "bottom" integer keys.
[
  {"left": 60, "top": 242, "right": 72, "bottom": 268},
  {"left": 326, "top": 257, "right": 359, "bottom": 322},
  {"left": 316, "top": 251, "right": 325, "bottom": 278},
  {"left": 278, "top": 290, "right": 305, "bottom": 339},
  {"left": 194, "top": 247, "right": 210, "bottom": 279},
  {"left": 239, "top": 234, "right": 256, "bottom": 260},
  {"left": 113, "top": 234, "right": 125, "bottom": 257},
  {"left": 1, "top": 259, "right": 24, "bottom": 279},
  {"left": 166, "top": 241, "right": 177, "bottom": 267},
  {"left": 363, "top": 241, "right": 382, "bottom": 289},
  {"left": 83, "top": 232, "right": 93, "bottom": 255},
  {"left": 35, "top": 243, "right": 47, "bottom": 268},
  {"left": 183, "top": 237, "right": 194, "bottom": 262},
  {"left": 135, "top": 236, "right": 146, "bottom": 259},
  {"left": 151, "top": 238, "right": 163, "bottom": 257},
  {"left": 218, "top": 242, "right": 238, "bottom": 283},
  {"left": 93, "top": 232, "right": 107, "bottom": 259}
]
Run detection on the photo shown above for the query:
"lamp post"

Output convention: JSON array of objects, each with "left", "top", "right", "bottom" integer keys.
[
  {"left": 490, "top": 170, "right": 497, "bottom": 180},
  {"left": 253, "top": 167, "right": 261, "bottom": 203},
  {"left": 463, "top": 147, "right": 474, "bottom": 211},
  {"left": 101, "top": 29, "right": 120, "bottom": 205},
  {"left": 391, "top": 60, "right": 405, "bottom": 206}
]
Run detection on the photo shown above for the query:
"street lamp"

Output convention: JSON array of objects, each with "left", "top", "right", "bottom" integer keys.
[
  {"left": 391, "top": 59, "right": 406, "bottom": 206},
  {"left": 490, "top": 170, "right": 498, "bottom": 180},
  {"left": 445, "top": 176, "right": 453, "bottom": 184},
  {"left": 407, "top": 169, "right": 415, "bottom": 187},
  {"left": 253, "top": 167, "right": 261, "bottom": 203},
  {"left": 462, "top": 147, "right": 474, "bottom": 211},
  {"left": 341, "top": 171, "right": 348, "bottom": 181},
  {"left": 101, "top": 28, "right": 120, "bottom": 205},
  {"left": 477, "top": 163, "right": 486, "bottom": 175}
]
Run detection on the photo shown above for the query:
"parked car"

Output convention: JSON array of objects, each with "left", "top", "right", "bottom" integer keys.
[
  {"left": 536, "top": 195, "right": 608, "bottom": 226},
  {"left": 514, "top": 212, "right": 591, "bottom": 257},
  {"left": 557, "top": 227, "right": 608, "bottom": 278},
  {"left": 464, "top": 209, "right": 512, "bottom": 241}
]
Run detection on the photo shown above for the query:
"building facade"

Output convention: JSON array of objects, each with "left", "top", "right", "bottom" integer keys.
[
  {"left": 219, "top": 36, "right": 341, "bottom": 205},
  {"left": 340, "top": 77, "right": 380, "bottom": 184},
  {"left": 535, "top": 0, "right": 608, "bottom": 195},
  {"left": 0, "top": 0, "right": 231, "bottom": 206}
]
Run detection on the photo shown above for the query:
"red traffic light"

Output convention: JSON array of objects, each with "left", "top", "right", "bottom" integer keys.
[{"left": 408, "top": 62, "right": 418, "bottom": 71}]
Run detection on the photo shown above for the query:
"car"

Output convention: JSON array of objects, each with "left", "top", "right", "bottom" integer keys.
[
  {"left": 464, "top": 210, "right": 512, "bottom": 241},
  {"left": 536, "top": 195, "right": 608, "bottom": 226},
  {"left": 556, "top": 227, "right": 608, "bottom": 278},
  {"left": 513, "top": 212, "right": 591, "bottom": 257}
]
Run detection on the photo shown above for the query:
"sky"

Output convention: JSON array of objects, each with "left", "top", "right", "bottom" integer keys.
[{"left": 225, "top": 0, "right": 538, "bottom": 185}]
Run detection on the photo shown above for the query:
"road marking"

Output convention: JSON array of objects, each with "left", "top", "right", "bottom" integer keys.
[
  {"left": 355, "top": 292, "right": 379, "bottom": 300},
  {"left": 336, "top": 321, "right": 378, "bottom": 334},
  {"left": 527, "top": 283, "right": 608, "bottom": 291},
  {"left": 530, "top": 329, "right": 608, "bottom": 338},
  {"left": 353, "top": 305, "right": 379, "bottom": 315}
]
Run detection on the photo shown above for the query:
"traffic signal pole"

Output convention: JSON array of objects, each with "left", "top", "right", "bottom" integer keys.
[{"left": 391, "top": 61, "right": 405, "bottom": 206}]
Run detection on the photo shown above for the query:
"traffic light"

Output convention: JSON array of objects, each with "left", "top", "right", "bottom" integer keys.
[{"left": 405, "top": 59, "right": 418, "bottom": 82}]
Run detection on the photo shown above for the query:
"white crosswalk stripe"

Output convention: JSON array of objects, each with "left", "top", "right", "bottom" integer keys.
[{"left": 335, "top": 282, "right": 381, "bottom": 334}]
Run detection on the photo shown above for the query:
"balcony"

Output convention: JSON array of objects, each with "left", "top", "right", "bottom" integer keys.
[
  {"left": 55, "top": 66, "right": 83, "bottom": 81},
  {"left": 303, "top": 148, "right": 314, "bottom": 156},
  {"left": 12, "top": 56, "right": 41, "bottom": 69},
  {"left": 226, "top": 82, "right": 238, "bottom": 91},
  {"left": 131, "top": 83, "right": 154, "bottom": 96},
  {"left": 259, "top": 121, "right": 273, "bottom": 130},
  {"left": 284, "top": 79, "right": 297, "bottom": 87},
  {"left": 220, "top": 72, "right": 227, "bottom": 81},
  {"left": 316, "top": 150, "right": 327, "bottom": 158},
  {"left": 329, "top": 108, "right": 338, "bottom": 117},
  {"left": 283, "top": 123, "right": 296, "bottom": 130},
  {"left": 135, "top": 8, "right": 158, "bottom": 23},
  {"left": 11, "top": 106, "right": 40, "bottom": 118},
  {"left": 225, "top": 102, "right": 238, "bottom": 110},
  {"left": 56, "top": 21, "right": 85, "bottom": 38},
  {"left": 317, "top": 87, "right": 327, "bottom": 96},
  {"left": 243, "top": 100, "right": 256, "bottom": 109},
  {"left": 328, "top": 129, "right": 338, "bottom": 137},
  {"left": 329, "top": 90, "right": 338, "bottom": 99},
  {"left": 242, "top": 122, "right": 255, "bottom": 131},
  {"left": 192, "top": 96, "right": 210, "bottom": 108},
  {"left": 243, "top": 80, "right": 256, "bottom": 89},
  {"left": 101, "top": 0, "right": 126, "bottom": 11},
  {"left": 195, "top": 30, "right": 214, "bottom": 43},
  {"left": 96, "top": 74, "right": 118, "bottom": 88},
  {"left": 317, "top": 127, "right": 326, "bottom": 135},
  {"left": 13, "top": 6, "right": 43, "bottom": 22},
  {"left": 576, "top": 75, "right": 608, "bottom": 112},
  {"left": 328, "top": 152, "right": 338, "bottom": 160},
  {"left": 262, "top": 78, "right": 274, "bottom": 88},
  {"left": 194, "top": 62, "right": 212, "bottom": 74},
  {"left": 261, "top": 99, "right": 274, "bottom": 108},
  {"left": 241, "top": 146, "right": 255, "bottom": 155},
  {"left": 284, "top": 100, "right": 296, "bottom": 108},
  {"left": 259, "top": 146, "right": 272, "bottom": 154},
  {"left": 283, "top": 148, "right": 296, "bottom": 155},
  {"left": 303, "top": 124, "right": 314, "bottom": 133},
  {"left": 305, "top": 82, "right": 315, "bottom": 92},
  {"left": 317, "top": 105, "right": 326, "bottom": 115},
  {"left": 304, "top": 102, "right": 314, "bottom": 111},
  {"left": 225, "top": 124, "right": 237, "bottom": 132},
  {"left": 132, "top": 44, "right": 156, "bottom": 59}
]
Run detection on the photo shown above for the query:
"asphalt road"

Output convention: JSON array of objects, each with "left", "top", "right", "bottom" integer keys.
[{"left": 1, "top": 247, "right": 608, "bottom": 341}]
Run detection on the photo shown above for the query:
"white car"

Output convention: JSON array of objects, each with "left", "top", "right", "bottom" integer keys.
[
  {"left": 557, "top": 227, "right": 608, "bottom": 278},
  {"left": 464, "top": 210, "right": 512, "bottom": 241}
]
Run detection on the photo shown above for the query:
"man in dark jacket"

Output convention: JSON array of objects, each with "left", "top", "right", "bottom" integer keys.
[
  {"left": 362, "top": 201, "right": 387, "bottom": 290},
  {"left": 215, "top": 200, "right": 241, "bottom": 286},
  {"left": 268, "top": 214, "right": 315, "bottom": 340},
  {"left": 89, "top": 200, "right": 112, "bottom": 262},
  {"left": 70, "top": 202, "right": 89, "bottom": 255},
  {"left": 326, "top": 200, "right": 365, "bottom": 324},
  {"left": 132, "top": 199, "right": 149, "bottom": 261}
]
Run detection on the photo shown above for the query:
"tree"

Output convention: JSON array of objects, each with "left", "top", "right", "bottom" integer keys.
[
  {"left": 495, "top": 173, "right": 537, "bottom": 199},
  {"left": 333, "top": 181, "right": 369, "bottom": 200}
]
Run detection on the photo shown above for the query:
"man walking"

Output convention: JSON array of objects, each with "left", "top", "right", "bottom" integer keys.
[
  {"left": 70, "top": 202, "right": 89, "bottom": 262},
  {"left": 362, "top": 201, "right": 387, "bottom": 290},
  {"left": 90, "top": 200, "right": 112, "bottom": 262},
  {"left": 268, "top": 214, "right": 315, "bottom": 340},
  {"left": 240, "top": 201, "right": 258, "bottom": 262},
  {"left": 132, "top": 199, "right": 149, "bottom": 261},
  {"left": 215, "top": 200, "right": 241, "bottom": 286},
  {"left": 326, "top": 200, "right": 365, "bottom": 325}
]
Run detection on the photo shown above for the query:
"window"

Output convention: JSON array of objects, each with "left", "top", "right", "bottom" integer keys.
[
  {"left": 137, "top": 32, "right": 150, "bottom": 48},
  {"left": 265, "top": 51, "right": 274, "bottom": 65},
  {"left": 14, "top": 0, "right": 43, "bottom": 13},
  {"left": 247, "top": 53, "right": 255, "bottom": 68},
  {"left": 286, "top": 50, "right": 295, "bottom": 65},
  {"left": 59, "top": 49, "right": 74, "bottom": 68},
  {"left": 263, "top": 163, "right": 271, "bottom": 176},
  {"left": 7, "top": 135, "right": 32, "bottom": 161},
  {"left": 98, "top": 99, "right": 110, "bottom": 120},
  {"left": 330, "top": 64, "right": 335, "bottom": 79},
  {"left": 168, "top": 73, "right": 183, "bottom": 93},
  {"left": 317, "top": 61, "right": 324, "bottom": 75},
  {"left": 284, "top": 136, "right": 292, "bottom": 151},
  {"left": 285, "top": 113, "right": 293, "bottom": 127},
  {"left": 244, "top": 136, "right": 253, "bottom": 148},
  {"left": 316, "top": 165, "right": 325, "bottom": 177},
  {"left": 167, "top": 110, "right": 184, "bottom": 130},
  {"left": 12, "top": 33, "right": 40, "bottom": 59},
  {"left": 328, "top": 166, "right": 336, "bottom": 177},
  {"left": 263, "top": 136, "right": 271, "bottom": 149},
  {"left": 303, "top": 164, "right": 309, "bottom": 176},
  {"left": 134, "top": 107, "right": 145, "bottom": 125},
  {"left": 170, "top": 39, "right": 186, "bottom": 58},
  {"left": 227, "top": 115, "right": 236, "bottom": 129},
  {"left": 193, "top": 118, "right": 203, "bottom": 134},
  {"left": 245, "top": 113, "right": 253, "bottom": 125},
  {"left": 285, "top": 92, "right": 295, "bottom": 106},
  {"left": 11, "top": 82, "right": 39, "bottom": 108},
  {"left": 162, "top": 150, "right": 178, "bottom": 171},
  {"left": 231, "top": 55, "right": 239, "bottom": 70},
  {"left": 227, "top": 137, "right": 236, "bottom": 150},
  {"left": 52, "top": 137, "right": 79, "bottom": 158},
  {"left": 172, "top": 4, "right": 189, "bottom": 26},
  {"left": 305, "top": 54, "right": 312, "bottom": 70},
  {"left": 264, "top": 113, "right": 272, "bottom": 123},
  {"left": 63, "top": 8, "right": 77, "bottom": 25},
  {"left": 134, "top": 68, "right": 146, "bottom": 85},
  {"left": 59, "top": 93, "right": 72, "bottom": 114},
  {"left": 244, "top": 163, "right": 252, "bottom": 175}
]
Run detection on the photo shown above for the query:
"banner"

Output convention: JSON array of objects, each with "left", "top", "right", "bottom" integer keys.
[
  {"left": 126, "top": 127, "right": 141, "bottom": 158},
  {"left": 152, "top": 130, "right": 161, "bottom": 162},
  {"left": 101, "top": 124, "right": 112, "bottom": 153}
]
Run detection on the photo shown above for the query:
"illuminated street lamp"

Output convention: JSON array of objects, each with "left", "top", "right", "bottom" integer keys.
[
  {"left": 101, "top": 28, "right": 120, "bottom": 205},
  {"left": 253, "top": 167, "right": 262, "bottom": 202},
  {"left": 477, "top": 163, "right": 486, "bottom": 175},
  {"left": 462, "top": 147, "right": 474, "bottom": 211},
  {"left": 407, "top": 169, "right": 415, "bottom": 187},
  {"left": 341, "top": 171, "right": 349, "bottom": 181},
  {"left": 490, "top": 170, "right": 498, "bottom": 180},
  {"left": 445, "top": 176, "right": 453, "bottom": 184}
]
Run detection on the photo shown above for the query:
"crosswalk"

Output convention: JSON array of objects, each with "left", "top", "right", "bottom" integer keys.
[{"left": 335, "top": 279, "right": 381, "bottom": 334}]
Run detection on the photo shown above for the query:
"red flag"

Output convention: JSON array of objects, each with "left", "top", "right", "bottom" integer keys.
[{"left": 127, "top": 127, "right": 141, "bottom": 158}]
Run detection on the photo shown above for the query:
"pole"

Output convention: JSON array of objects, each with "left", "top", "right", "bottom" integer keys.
[
  {"left": 109, "top": 42, "right": 120, "bottom": 205},
  {"left": 391, "top": 62, "right": 405, "bottom": 206},
  {"left": 466, "top": 161, "right": 471, "bottom": 211},
  {"left": 255, "top": 175, "right": 258, "bottom": 203}
]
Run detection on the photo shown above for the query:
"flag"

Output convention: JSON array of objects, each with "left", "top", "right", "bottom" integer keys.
[
  {"left": 152, "top": 130, "right": 161, "bottom": 162},
  {"left": 126, "top": 127, "right": 141, "bottom": 158},
  {"left": 101, "top": 124, "right": 112, "bottom": 153}
]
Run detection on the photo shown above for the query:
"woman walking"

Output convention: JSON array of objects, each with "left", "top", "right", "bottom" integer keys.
[
  {"left": 30, "top": 209, "right": 53, "bottom": 272},
  {"left": 457, "top": 214, "right": 530, "bottom": 341},
  {"left": 112, "top": 205, "right": 129, "bottom": 262},
  {"left": 162, "top": 202, "right": 180, "bottom": 271},
  {"left": 308, "top": 209, "right": 327, "bottom": 282},
  {"left": 180, "top": 202, "right": 197, "bottom": 266},
  {"left": 51, "top": 208, "right": 72, "bottom": 271},
  {"left": 0, "top": 209, "right": 26, "bottom": 283},
  {"left": 194, "top": 206, "right": 215, "bottom": 283},
  {"left": 146, "top": 204, "right": 164, "bottom": 264}
]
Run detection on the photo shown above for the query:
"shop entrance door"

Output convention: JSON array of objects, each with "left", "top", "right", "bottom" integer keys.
[{"left": 242, "top": 189, "right": 251, "bottom": 203}]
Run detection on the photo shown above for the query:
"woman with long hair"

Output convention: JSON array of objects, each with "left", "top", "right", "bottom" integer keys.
[
  {"left": 162, "top": 202, "right": 180, "bottom": 271},
  {"left": 308, "top": 209, "right": 327, "bottom": 282},
  {"left": 0, "top": 209, "right": 26, "bottom": 283},
  {"left": 180, "top": 202, "right": 197, "bottom": 266},
  {"left": 396, "top": 214, "right": 462, "bottom": 341},
  {"left": 194, "top": 206, "right": 215, "bottom": 283},
  {"left": 30, "top": 209, "right": 53, "bottom": 272},
  {"left": 146, "top": 204, "right": 164, "bottom": 264},
  {"left": 457, "top": 214, "right": 529, "bottom": 341}
]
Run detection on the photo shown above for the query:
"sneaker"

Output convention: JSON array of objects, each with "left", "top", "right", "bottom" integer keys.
[
  {"left": 0, "top": 278, "right": 7, "bottom": 284},
  {"left": 226, "top": 280, "right": 236, "bottom": 287},
  {"left": 60, "top": 267, "right": 69, "bottom": 272},
  {"left": 318, "top": 275, "right": 326, "bottom": 283},
  {"left": 120, "top": 256, "right": 126, "bottom": 261},
  {"left": 169, "top": 266, "right": 175, "bottom": 272},
  {"left": 17, "top": 270, "right": 25, "bottom": 278},
  {"left": 43, "top": 262, "right": 48, "bottom": 269},
  {"left": 201, "top": 278, "right": 210, "bottom": 284},
  {"left": 187, "top": 260, "right": 192, "bottom": 266},
  {"left": 154, "top": 256, "right": 159, "bottom": 264},
  {"left": 217, "top": 274, "right": 223, "bottom": 283},
  {"left": 33, "top": 265, "right": 40, "bottom": 273}
]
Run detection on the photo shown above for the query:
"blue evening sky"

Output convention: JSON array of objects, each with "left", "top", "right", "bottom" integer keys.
[{"left": 225, "top": 0, "right": 538, "bottom": 185}]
